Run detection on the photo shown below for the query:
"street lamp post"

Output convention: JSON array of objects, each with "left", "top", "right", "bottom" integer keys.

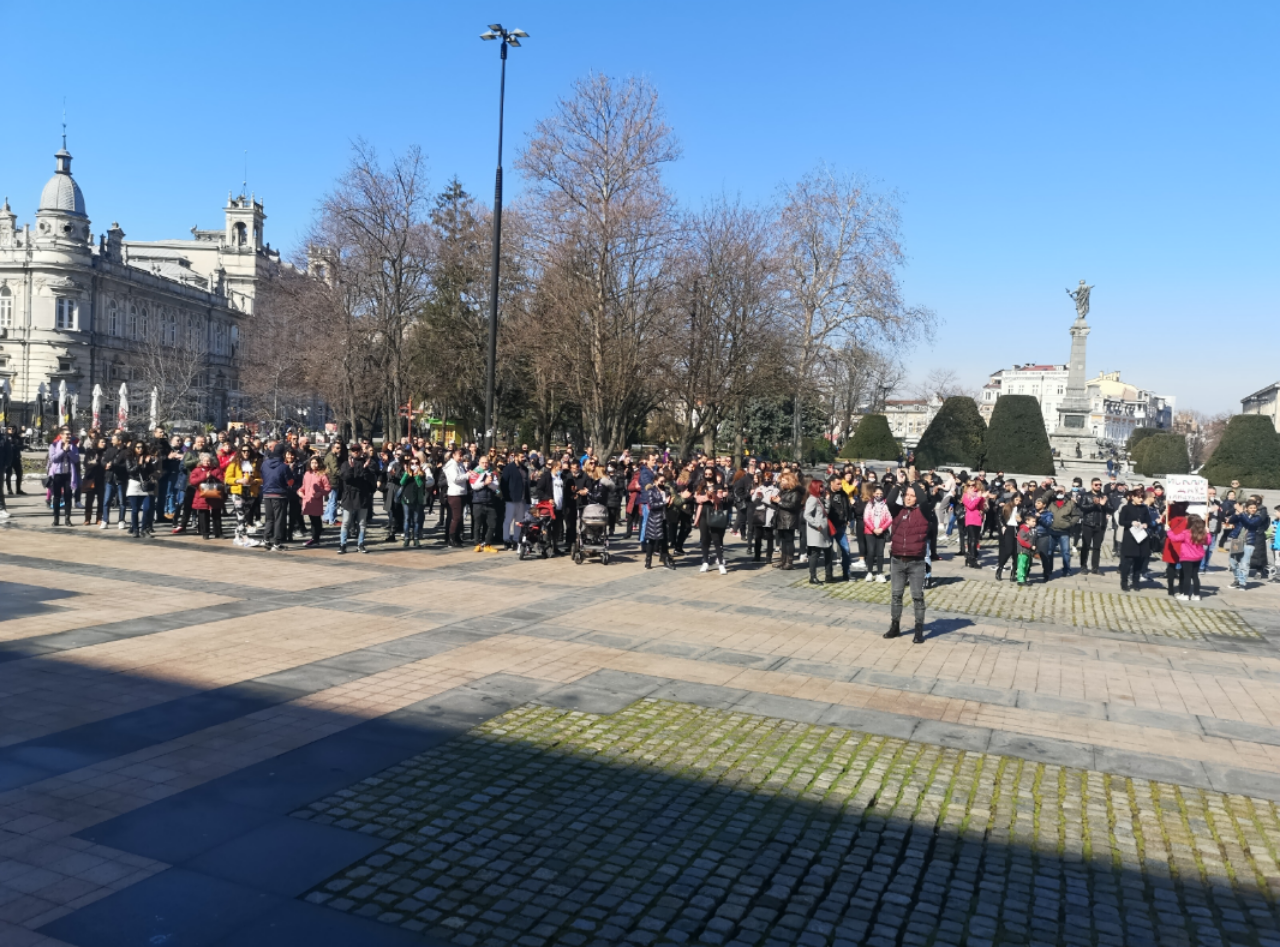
[{"left": 479, "top": 23, "right": 528, "bottom": 454}]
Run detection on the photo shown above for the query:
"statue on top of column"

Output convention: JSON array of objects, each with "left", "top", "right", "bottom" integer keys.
[{"left": 1066, "top": 279, "right": 1093, "bottom": 321}]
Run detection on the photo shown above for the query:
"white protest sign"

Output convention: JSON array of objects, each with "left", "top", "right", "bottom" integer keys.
[{"left": 1165, "top": 475, "right": 1208, "bottom": 504}]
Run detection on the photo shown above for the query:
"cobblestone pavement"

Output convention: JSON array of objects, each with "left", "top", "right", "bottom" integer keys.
[
  {"left": 0, "top": 491, "right": 1277, "bottom": 947},
  {"left": 805, "top": 577, "right": 1262, "bottom": 640},
  {"left": 297, "top": 700, "right": 1280, "bottom": 947}
]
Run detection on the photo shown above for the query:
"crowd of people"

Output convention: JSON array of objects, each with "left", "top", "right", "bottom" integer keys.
[{"left": 3, "top": 423, "right": 1279, "bottom": 640}]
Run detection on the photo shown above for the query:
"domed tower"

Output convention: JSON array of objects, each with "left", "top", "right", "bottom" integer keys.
[{"left": 34, "top": 143, "right": 92, "bottom": 250}]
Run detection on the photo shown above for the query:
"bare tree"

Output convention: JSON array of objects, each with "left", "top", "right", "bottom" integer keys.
[
  {"left": 659, "top": 199, "right": 788, "bottom": 457},
  {"left": 518, "top": 72, "right": 681, "bottom": 456},
  {"left": 318, "top": 141, "right": 432, "bottom": 439},
  {"left": 911, "top": 367, "right": 980, "bottom": 403},
  {"left": 242, "top": 268, "right": 329, "bottom": 429},
  {"left": 824, "top": 341, "right": 903, "bottom": 443},
  {"left": 1177, "top": 409, "right": 1231, "bottom": 469},
  {"left": 135, "top": 309, "right": 210, "bottom": 426},
  {"left": 777, "top": 166, "right": 934, "bottom": 460}
]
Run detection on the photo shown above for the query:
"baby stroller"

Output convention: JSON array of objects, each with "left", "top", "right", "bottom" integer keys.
[
  {"left": 572, "top": 503, "right": 611, "bottom": 565},
  {"left": 519, "top": 500, "right": 555, "bottom": 560}
]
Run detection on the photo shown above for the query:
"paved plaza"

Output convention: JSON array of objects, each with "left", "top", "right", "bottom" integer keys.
[{"left": 0, "top": 494, "right": 1279, "bottom": 946}]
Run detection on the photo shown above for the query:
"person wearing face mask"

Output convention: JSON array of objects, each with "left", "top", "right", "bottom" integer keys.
[
  {"left": 862, "top": 486, "right": 892, "bottom": 583},
  {"left": 1047, "top": 487, "right": 1081, "bottom": 578}
]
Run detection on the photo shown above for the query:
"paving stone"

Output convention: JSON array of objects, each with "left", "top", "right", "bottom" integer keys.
[{"left": 294, "top": 699, "right": 1280, "bottom": 946}]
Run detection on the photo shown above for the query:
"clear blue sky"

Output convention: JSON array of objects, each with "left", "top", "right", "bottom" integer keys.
[{"left": 4, "top": 1, "right": 1276, "bottom": 413}]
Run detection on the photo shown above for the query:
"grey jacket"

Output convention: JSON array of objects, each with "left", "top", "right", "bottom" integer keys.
[{"left": 804, "top": 495, "right": 832, "bottom": 549}]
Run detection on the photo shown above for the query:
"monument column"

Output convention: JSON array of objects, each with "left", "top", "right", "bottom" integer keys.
[
  {"left": 1056, "top": 316, "right": 1091, "bottom": 431},
  {"left": 1051, "top": 280, "right": 1104, "bottom": 464}
]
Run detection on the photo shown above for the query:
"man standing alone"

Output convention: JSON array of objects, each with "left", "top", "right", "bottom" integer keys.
[{"left": 884, "top": 484, "right": 930, "bottom": 644}]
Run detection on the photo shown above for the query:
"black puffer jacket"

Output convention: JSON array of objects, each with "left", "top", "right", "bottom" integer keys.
[{"left": 771, "top": 488, "right": 802, "bottom": 531}]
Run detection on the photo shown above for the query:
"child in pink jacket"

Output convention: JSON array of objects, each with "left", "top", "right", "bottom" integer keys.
[{"left": 1165, "top": 514, "right": 1207, "bottom": 601}]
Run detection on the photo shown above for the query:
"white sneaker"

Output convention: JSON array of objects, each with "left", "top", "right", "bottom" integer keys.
[
  {"left": 0, "top": 509, "right": 9, "bottom": 519},
  {"left": 864, "top": 574, "right": 875, "bottom": 583},
  {"left": 718, "top": 563, "right": 727, "bottom": 575},
  {"left": 118, "top": 521, "right": 127, "bottom": 530},
  {"left": 699, "top": 562, "right": 709, "bottom": 573},
  {"left": 1190, "top": 595, "right": 1201, "bottom": 602},
  {"left": 875, "top": 574, "right": 887, "bottom": 584},
  {"left": 1175, "top": 594, "right": 1188, "bottom": 601},
  {"left": 98, "top": 521, "right": 107, "bottom": 529},
  {"left": 245, "top": 538, "right": 263, "bottom": 548}
]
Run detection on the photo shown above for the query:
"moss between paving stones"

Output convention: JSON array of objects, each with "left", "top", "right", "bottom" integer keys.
[
  {"left": 796, "top": 576, "right": 1259, "bottom": 640},
  {"left": 293, "top": 700, "right": 1280, "bottom": 947}
]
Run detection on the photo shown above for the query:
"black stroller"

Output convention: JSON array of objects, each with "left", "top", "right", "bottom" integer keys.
[
  {"left": 572, "top": 503, "right": 611, "bottom": 565},
  {"left": 519, "top": 500, "right": 555, "bottom": 560}
]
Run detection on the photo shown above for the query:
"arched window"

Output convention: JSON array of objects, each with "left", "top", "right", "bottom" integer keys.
[
  {"left": 229, "top": 324, "right": 239, "bottom": 355},
  {"left": 127, "top": 305, "right": 138, "bottom": 339},
  {"left": 140, "top": 308, "right": 149, "bottom": 340},
  {"left": 165, "top": 312, "right": 177, "bottom": 346},
  {"left": 108, "top": 300, "right": 119, "bottom": 336},
  {"left": 0, "top": 286, "right": 11, "bottom": 328},
  {"left": 214, "top": 322, "right": 225, "bottom": 354},
  {"left": 233, "top": 222, "right": 247, "bottom": 246}
]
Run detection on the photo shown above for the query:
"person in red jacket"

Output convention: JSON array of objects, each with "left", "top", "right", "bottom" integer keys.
[{"left": 884, "top": 484, "right": 931, "bottom": 644}]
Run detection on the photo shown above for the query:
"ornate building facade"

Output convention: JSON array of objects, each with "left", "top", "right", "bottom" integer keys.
[{"left": 0, "top": 142, "right": 279, "bottom": 431}]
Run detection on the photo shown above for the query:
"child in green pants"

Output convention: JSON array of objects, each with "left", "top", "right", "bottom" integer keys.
[{"left": 1015, "top": 513, "right": 1037, "bottom": 587}]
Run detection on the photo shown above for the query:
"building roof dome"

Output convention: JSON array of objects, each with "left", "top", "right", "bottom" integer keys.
[{"left": 38, "top": 148, "right": 86, "bottom": 217}]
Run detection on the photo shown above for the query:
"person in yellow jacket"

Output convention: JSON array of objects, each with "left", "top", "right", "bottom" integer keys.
[{"left": 225, "top": 444, "right": 264, "bottom": 548}]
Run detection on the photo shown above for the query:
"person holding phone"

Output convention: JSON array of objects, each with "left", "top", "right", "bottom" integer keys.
[
  {"left": 467, "top": 455, "right": 498, "bottom": 552},
  {"left": 46, "top": 427, "right": 79, "bottom": 526}
]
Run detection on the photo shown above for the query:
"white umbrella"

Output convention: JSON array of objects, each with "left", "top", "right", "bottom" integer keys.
[
  {"left": 118, "top": 382, "right": 129, "bottom": 429},
  {"left": 58, "top": 379, "right": 68, "bottom": 426},
  {"left": 91, "top": 384, "right": 103, "bottom": 429},
  {"left": 149, "top": 387, "right": 158, "bottom": 430}
]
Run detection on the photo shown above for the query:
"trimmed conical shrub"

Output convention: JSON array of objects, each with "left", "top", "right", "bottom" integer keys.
[
  {"left": 1200, "top": 414, "right": 1280, "bottom": 489},
  {"left": 1127, "top": 427, "right": 1161, "bottom": 453},
  {"left": 839, "top": 414, "right": 900, "bottom": 461},
  {"left": 915, "top": 397, "right": 987, "bottom": 470},
  {"left": 1134, "top": 433, "right": 1189, "bottom": 477},
  {"left": 1131, "top": 436, "right": 1155, "bottom": 471},
  {"left": 983, "top": 395, "right": 1055, "bottom": 475}
]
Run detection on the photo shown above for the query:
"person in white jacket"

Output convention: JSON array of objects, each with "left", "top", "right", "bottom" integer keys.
[{"left": 441, "top": 448, "right": 469, "bottom": 547}]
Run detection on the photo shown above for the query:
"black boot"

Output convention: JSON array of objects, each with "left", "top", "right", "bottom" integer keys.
[
  {"left": 883, "top": 620, "right": 901, "bottom": 639},
  {"left": 663, "top": 554, "right": 677, "bottom": 571},
  {"left": 912, "top": 622, "right": 926, "bottom": 644},
  {"left": 809, "top": 557, "right": 822, "bottom": 585},
  {"left": 645, "top": 551, "right": 653, "bottom": 570},
  {"left": 995, "top": 566, "right": 1004, "bottom": 581}
]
